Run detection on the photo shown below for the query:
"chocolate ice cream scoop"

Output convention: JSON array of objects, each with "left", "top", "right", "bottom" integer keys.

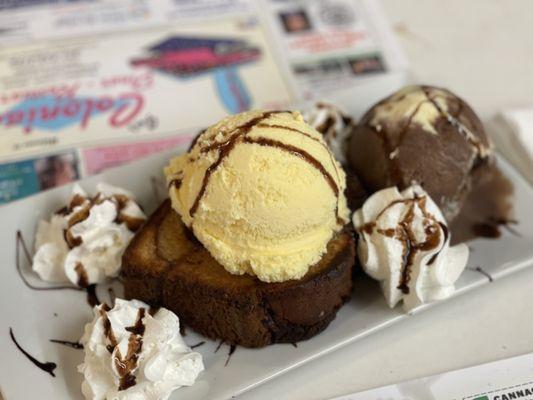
[{"left": 347, "top": 85, "right": 493, "bottom": 221}]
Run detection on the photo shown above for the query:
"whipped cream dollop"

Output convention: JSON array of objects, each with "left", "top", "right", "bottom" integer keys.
[
  {"left": 79, "top": 299, "right": 204, "bottom": 400},
  {"left": 33, "top": 183, "right": 146, "bottom": 287},
  {"left": 353, "top": 185, "right": 469, "bottom": 312},
  {"left": 303, "top": 102, "right": 355, "bottom": 164}
]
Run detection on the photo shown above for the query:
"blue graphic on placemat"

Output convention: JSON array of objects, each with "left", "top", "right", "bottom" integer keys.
[
  {"left": 131, "top": 36, "right": 260, "bottom": 114},
  {"left": 0, "top": 159, "right": 39, "bottom": 204},
  {"left": 3, "top": 95, "right": 129, "bottom": 132},
  {"left": 214, "top": 66, "right": 251, "bottom": 114}
]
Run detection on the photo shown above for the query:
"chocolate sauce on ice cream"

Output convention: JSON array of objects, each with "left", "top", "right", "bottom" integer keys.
[
  {"left": 166, "top": 109, "right": 350, "bottom": 283},
  {"left": 188, "top": 110, "right": 338, "bottom": 218},
  {"left": 450, "top": 163, "right": 516, "bottom": 243}
]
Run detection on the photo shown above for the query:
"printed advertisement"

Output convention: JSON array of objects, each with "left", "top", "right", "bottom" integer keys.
[
  {"left": 264, "top": 0, "right": 394, "bottom": 99},
  {"left": 0, "top": 16, "right": 293, "bottom": 158},
  {"left": 333, "top": 352, "right": 533, "bottom": 400},
  {"left": 0, "top": 149, "right": 79, "bottom": 204},
  {"left": 82, "top": 134, "right": 193, "bottom": 175},
  {"left": 0, "top": 0, "right": 252, "bottom": 47},
  {"left": 0, "top": 0, "right": 406, "bottom": 204}
]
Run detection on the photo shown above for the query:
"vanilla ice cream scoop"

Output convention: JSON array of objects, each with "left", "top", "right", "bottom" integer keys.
[
  {"left": 165, "top": 110, "right": 350, "bottom": 282},
  {"left": 353, "top": 185, "right": 469, "bottom": 312}
]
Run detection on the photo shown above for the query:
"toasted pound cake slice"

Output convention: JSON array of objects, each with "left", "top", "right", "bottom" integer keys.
[{"left": 122, "top": 200, "right": 355, "bottom": 348}]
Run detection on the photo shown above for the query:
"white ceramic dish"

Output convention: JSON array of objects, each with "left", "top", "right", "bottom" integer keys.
[{"left": 0, "top": 149, "right": 532, "bottom": 400}]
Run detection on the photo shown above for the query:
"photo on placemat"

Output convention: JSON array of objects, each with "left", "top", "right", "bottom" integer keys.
[
  {"left": 279, "top": 9, "right": 312, "bottom": 33},
  {"left": 34, "top": 151, "right": 79, "bottom": 190},
  {"left": 348, "top": 54, "right": 385, "bottom": 75}
]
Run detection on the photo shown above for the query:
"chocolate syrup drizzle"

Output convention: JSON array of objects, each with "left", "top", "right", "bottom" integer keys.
[
  {"left": 125, "top": 308, "right": 146, "bottom": 336},
  {"left": 243, "top": 137, "right": 339, "bottom": 196},
  {"left": 86, "top": 284, "right": 100, "bottom": 308},
  {"left": 10, "top": 328, "right": 57, "bottom": 377},
  {"left": 472, "top": 218, "right": 520, "bottom": 239},
  {"left": 363, "top": 196, "right": 444, "bottom": 293},
  {"left": 190, "top": 341, "right": 205, "bottom": 349},
  {"left": 214, "top": 340, "right": 224, "bottom": 353},
  {"left": 449, "top": 163, "right": 517, "bottom": 243},
  {"left": 75, "top": 262, "right": 89, "bottom": 288},
  {"left": 168, "top": 178, "right": 182, "bottom": 190},
  {"left": 184, "top": 111, "right": 344, "bottom": 222},
  {"left": 100, "top": 305, "right": 146, "bottom": 391},
  {"left": 49, "top": 339, "right": 84, "bottom": 350},
  {"left": 62, "top": 191, "right": 144, "bottom": 250},
  {"left": 108, "top": 287, "right": 117, "bottom": 307},
  {"left": 224, "top": 344, "right": 237, "bottom": 367},
  {"left": 421, "top": 87, "right": 486, "bottom": 156},
  {"left": 467, "top": 266, "right": 494, "bottom": 282},
  {"left": 256, "top": 121, "right": 342, "bottom": 183}
]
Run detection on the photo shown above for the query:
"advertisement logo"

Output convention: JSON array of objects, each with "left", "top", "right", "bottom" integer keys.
[
  {"left": 131, "top": 36, "right": 261, "bottom": 113},
  {"left": 0, "top": 93, "right": 144, "bottom": 133}
]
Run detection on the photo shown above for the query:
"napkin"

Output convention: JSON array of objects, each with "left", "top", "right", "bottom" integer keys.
[{"left": 492, "top": 108, "right": 533, "bottom": 185}]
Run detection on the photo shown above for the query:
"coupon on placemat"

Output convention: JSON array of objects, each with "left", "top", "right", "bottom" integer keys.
[{"left": 332, "top": 352, "right": 533, "bottom": 400}]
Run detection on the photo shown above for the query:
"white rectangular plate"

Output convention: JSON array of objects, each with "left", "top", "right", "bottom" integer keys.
[{"left": 0, "top": 149, "right": 532, "bottom": 400}]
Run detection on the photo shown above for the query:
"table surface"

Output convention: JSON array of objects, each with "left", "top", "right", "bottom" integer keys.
[{"left": 238, "top": 1, "right": 533, "bottom": 399}]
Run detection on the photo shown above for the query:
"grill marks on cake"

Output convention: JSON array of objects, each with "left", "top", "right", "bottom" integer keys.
[
  {"left": 100, "top": 306, "right": 146, "bottom": 391},
  {"left": 362, "top": 196, "right": 445, "bottom": 293},
  {"left": 188, "top": 111, "right": 343, "bottom": 221}
]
